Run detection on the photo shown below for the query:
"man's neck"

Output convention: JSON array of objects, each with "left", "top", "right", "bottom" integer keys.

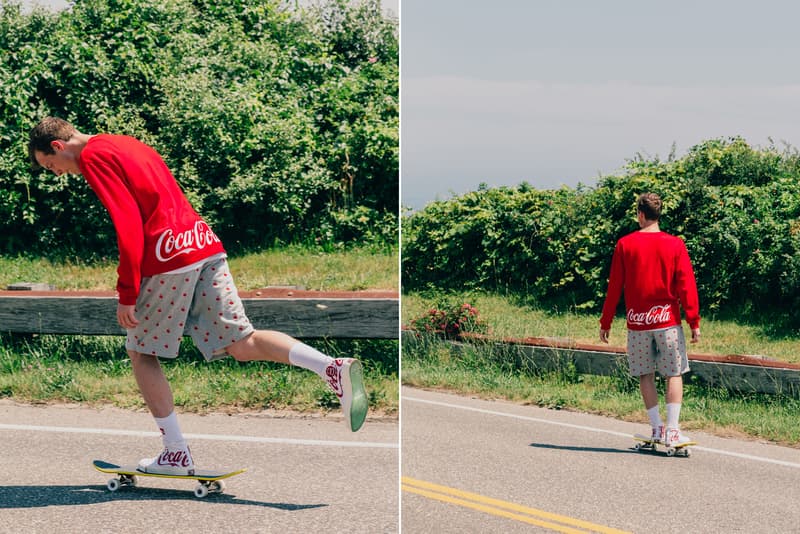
[
  {"left": 65, "top": 133, "right": 94, "bottom": 160},
  {"left": 639, "top": 220, "right": 660, "bottom": 233}
]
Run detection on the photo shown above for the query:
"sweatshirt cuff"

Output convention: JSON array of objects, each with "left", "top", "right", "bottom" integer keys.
[{"left": 117, "top": 291, "right": 138, "bottom": 306}]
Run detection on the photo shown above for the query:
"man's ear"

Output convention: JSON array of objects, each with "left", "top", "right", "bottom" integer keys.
[{"left": 50, "top": 140, "right": 65, "bottom": 151}]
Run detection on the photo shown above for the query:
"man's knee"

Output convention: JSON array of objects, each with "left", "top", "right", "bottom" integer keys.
[
  {"left": 127, "top": 349, "right": 158, "bottom": 366},
  {"left": 225, "top": 333, "right": 254, "bottom": 361}
]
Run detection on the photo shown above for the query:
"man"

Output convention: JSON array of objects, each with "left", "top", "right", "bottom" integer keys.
[
  {"left": 599, "top": 192, "right": 700, "bottom": 447},
  {"left": 29, "top": 117, "right": 368, "bottom": 475}
]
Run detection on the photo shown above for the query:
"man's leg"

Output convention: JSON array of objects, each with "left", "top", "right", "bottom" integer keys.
[
  {"left": 128, "top": 350, "right": 174, "bottom": 418},
  {"left": 224, "top": 330, "right": 294, "bottom": 364},
  {"left": 628, "top": 329, "right": 664, "bottom": 441},
  {"left": 665, "top": 375, "right": 683, "bottom": 405},
  {"left": 128, "top": 350, "right": 194, "bottom": 474},
  {"left": 657, "top": 326, "right": 690, "bottom": 446},
  {"left": 639, "top": 372, "right": 659, "bottom": 410},
  {"left": 665, "top": 374, "right": 684, "bottom": 433},
  {"left": 191, "top": 257, "right": 368, "bottom": 431},
  {"left": 225, "top": 331, "right": 368, "bottom": 432},
  {"left": 639, "top": 372, "right": 664, "bottom": 441}
]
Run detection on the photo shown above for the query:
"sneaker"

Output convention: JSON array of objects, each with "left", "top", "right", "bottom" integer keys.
[
  {"left": 664, "top": 427, "right": 691, "bottom": 447},
  {"left": 325, "top": 358, "right": 368, "bottom": 432},
  {"left": 138, "top": 442, "right": 195, "bottom": 475},
  {"left": 650, "top": 425, "right": 665, "bottom": 444}
]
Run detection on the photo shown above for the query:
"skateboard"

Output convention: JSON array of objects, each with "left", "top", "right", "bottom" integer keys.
[
  {"left": 93, "top": 460, "right": 246, "bottom": 498},
  {"left": 633, "top": 434, "right": 697, "bottom": 457}
]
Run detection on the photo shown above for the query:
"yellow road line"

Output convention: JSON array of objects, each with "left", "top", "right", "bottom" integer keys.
[
  {"left": 402, "top": 484, "right": 590, "bottom": 534},
  {"left": 402, "top": 477, "right": 631, "bottom": 534}
]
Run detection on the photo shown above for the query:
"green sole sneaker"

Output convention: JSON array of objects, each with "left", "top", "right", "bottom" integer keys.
[{"left": 340, "top": 358, "right": 368, "bottom": 432}]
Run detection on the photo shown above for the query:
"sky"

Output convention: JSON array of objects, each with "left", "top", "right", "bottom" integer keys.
[{"left": 401, "top": 0, "right": 800, "bottom": 209}]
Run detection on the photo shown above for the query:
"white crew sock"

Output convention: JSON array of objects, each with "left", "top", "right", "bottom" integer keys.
[
  {"left": 155, "top": 411, "right": 185, "bottom": 446},
  {"left": 666, "top": 403, "right": 681, "bottom": 429},
  {"left": 646, "top": 405, "right": 663, "bottom": 428},
  {"left": 288, "top": 342, "right": 334, "bottom": 379}
]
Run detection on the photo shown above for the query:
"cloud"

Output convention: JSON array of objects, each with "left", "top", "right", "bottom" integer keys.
[{"left": 402, "top": 76, "right": 800, "bottom": 208}]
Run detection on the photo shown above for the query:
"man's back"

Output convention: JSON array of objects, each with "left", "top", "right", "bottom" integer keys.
[{"left": 601, "top": 230, "right": 700, "bottom": 332}]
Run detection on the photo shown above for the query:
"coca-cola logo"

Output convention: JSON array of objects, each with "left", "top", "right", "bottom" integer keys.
[
  {"left": 155, "top": 221, "right": 220, "bottom": 263},
  {"left": 157, "top": 449, "right": 192, "bottom": 467},
  {"left": 627, "top": 304, "right": 672, "bottom": 326},
  {"left": 326, "top": 359, "right": 344, "bottom": 398}
]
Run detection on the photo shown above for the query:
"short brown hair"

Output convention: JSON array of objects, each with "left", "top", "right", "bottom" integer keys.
[
  {"left": 28, "top": 117, "right": 77, "bottom": 169},
  {"left": 637, "top": 193, "right": 662, "bottom": 221}
]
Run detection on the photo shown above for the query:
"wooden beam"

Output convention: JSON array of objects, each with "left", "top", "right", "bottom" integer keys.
[
  {"left": 0, "top": 295, "right": 398, "bottom": 339},
  {"left": 402, "top": 332, "right": 800, "bottom": 397}
]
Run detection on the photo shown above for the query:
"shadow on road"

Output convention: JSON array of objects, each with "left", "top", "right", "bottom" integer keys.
[
  {"left": 529, "top": 442, "right": 637, "bottom": 454},
  {"left": 0, "top": 485, "right": 327, "bottom": 510}
]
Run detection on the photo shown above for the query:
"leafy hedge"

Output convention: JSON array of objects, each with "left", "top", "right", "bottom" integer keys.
[
  {"left": 0, "top": 0, "right": 397, "bottom": 257},
  {"left": 402, "top": 138, "right": 800, "bottom": 324}
]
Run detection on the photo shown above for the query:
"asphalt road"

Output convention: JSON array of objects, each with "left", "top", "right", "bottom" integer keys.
[
  {"left": 402, "top": 386, "right": 800, "bottom": 534},
  {"left": 0, "top": 400, "right": 398, "bottom": 534}
]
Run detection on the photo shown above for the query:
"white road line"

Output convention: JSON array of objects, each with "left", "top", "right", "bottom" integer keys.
[
  {"left": 0, "top": 423, "right": 397, "bottom": 449},
  {"left": 404, "top": 396, "right": 800, "bottom": 469}
]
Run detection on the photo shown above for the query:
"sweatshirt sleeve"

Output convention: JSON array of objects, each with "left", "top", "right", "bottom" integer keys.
[
  {"left": 80, "top": 154, "right": 145, "bottom": 305},
  {"left": 599, "top": 240, "right": 625, "bottom": 330},
  {"left": 675, "top": 239, "right": 701, "bottom": 329}
]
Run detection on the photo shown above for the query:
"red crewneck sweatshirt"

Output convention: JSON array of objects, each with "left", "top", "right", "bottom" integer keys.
[
  {"left": 79, "top": 134, "right": 226, "bottom": 305},
  {"left": 600, "top": 230, "right": 700, "bottom": 331}
]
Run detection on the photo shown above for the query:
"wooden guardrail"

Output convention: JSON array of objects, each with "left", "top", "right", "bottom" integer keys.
[
  {"left": 0, "top": 290, "right": 399, "bottom": 339},
  {"left": 403, "top": 331, "right": 800, "bottom": 397}
]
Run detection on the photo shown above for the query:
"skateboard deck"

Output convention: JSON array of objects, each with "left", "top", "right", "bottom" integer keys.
[
  {"left": 633, "top": 434, "right": 697, "bottom": 457},
  {"left": 93, "top": 460, "right": 245, "bottom": 498}
]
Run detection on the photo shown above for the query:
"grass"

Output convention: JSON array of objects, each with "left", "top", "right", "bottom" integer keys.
[
  {"left": 228, "top": 247, "right": 397, "bottom": 291},
  {"left": 403, "top": 291, "right": 800, "bottom": 446},
  {"left": 0, "top": 335, "right": 398, "bottom": 416},
  {"left": 0, "top": 244, "right": 398, "bottom": 292},
  {"left": 0, "top": 246, "right": 399, "bottom": 416},
  {"left": 402, "top": 292, "right": 800, "bottom": 363}
]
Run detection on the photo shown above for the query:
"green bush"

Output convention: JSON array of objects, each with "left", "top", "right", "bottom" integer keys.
[
  {"left": 0, "top": 0, "right": 398, "bottom": 257},
  {"left": 402, "top": 138, "right": 800, "bottom": 326}
]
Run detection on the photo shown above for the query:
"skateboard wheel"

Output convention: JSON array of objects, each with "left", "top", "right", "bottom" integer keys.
[
  {"left": 194, "top": 484, "right": 209, "bottom": 498},
  {"left": 209, "top": 480, "right": 225, "bottom": 493},
  {"left": 107, "top": 478, "right": 121, "bottom": 492},
  {"left": 666, "top": 448, "right": 676, "bottom": 457},
  {"left": 634, "top": 443, "right": 642, "bottom": 450}
]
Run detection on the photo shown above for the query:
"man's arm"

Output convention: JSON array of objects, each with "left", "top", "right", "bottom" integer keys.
[
  {"left": 81, "top": 154, "right": 145, "bottom": 307},
  {"left": 675, "top": 240, "right": 701, "bottom": 339},
  {"left": 117, "top": 303, "right": 139, "bottom": 329},
  {"left": 599, "top": 241, "right": 624, "bottom": 342}
]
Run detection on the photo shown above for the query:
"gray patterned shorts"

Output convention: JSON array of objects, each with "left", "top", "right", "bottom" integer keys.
[
  {"left": 626, "top": 326, "right": 689, "bottom": 377},
  {"left": 125, "top": 257, "right": 254, "bottom": 360}
]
